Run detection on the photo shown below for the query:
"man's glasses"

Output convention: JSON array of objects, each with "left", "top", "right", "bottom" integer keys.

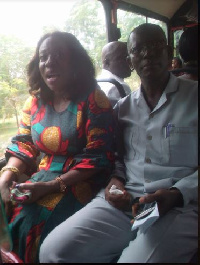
[{"left": 129, "top": 40, "right": 167, "bottom": 56}]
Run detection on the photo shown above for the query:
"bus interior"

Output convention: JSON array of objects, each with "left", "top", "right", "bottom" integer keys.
[{"left": 0, "top": 0, "right": 198, "bottom": 263}]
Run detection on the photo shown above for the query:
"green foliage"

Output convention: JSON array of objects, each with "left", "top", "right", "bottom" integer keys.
[
  {"left": 0, "top": 35, "right": 31, "bottom": 123},
  {"left": 64, "top": 0, "right": 107, "bottom": 74},
  {"left": 117, "top": 10, "right": 146, "bottom": 42},
  {"left": 0, "top": 34, "right": 34, "bottom": 82}
]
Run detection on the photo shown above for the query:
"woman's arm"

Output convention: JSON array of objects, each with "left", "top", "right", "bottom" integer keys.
[
  {"left": 16, "top": 168, "right": 101, "bottom": 204},
  {"left": 0, "top": 157, "right": 27, "bottom": 215},
  {"left": 5, "top": 96, "right": 40, "bottom": 176},
  {"left": 16, "top": 89, "right": 115, "bottom": 203}
]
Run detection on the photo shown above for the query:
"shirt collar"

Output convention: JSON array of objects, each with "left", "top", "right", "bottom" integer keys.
[{"left": 136, "top": 72, "right": 179, "bottom": 111}]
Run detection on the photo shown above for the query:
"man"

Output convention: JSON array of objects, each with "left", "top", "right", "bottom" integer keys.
[
  {"left": 97, "top": 41, "right": 132, "bottom": 106},
  {"left": 40, "top": 24, "right": 198, "bottom": 263}
]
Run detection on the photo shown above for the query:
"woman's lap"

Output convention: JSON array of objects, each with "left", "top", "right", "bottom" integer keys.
[{"left": 9, "top": 190, "right": 83, "bottom": 262}]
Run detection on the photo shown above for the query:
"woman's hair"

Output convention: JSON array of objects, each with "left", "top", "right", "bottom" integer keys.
[
  {"left": 178, "top": 25, "right": 198, "bottom": 65},
  {"left": 27, "top": 31, "right": 96, "bottom": 102}
]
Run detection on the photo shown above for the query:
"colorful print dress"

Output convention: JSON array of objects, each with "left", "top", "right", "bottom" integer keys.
[{"left": 5, "top": 87, "right": 115, "bottom": 262}]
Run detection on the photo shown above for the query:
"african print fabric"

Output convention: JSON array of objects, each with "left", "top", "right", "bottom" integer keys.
[{"left": 5, "top": 87, "right": 115, "bottom": 262}]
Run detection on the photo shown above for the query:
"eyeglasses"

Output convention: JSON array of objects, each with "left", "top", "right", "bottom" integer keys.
[{"left": 129, "top": 40, "right": 167, "bottom": 56}]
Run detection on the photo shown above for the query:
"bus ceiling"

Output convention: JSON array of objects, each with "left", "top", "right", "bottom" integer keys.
[{"left": 98, "top": 0, "right": 198, "bottom": 42}]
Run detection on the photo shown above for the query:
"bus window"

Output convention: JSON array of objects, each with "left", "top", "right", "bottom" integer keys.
[
  {"left": 173, "top": 29, "right": 184, "bottom": 57},
  {"left": 117, "top": 9, "right": 146, "bottom": 42},
  {"left": 147, "top": 18, "right": 167, "bottom": 41}
]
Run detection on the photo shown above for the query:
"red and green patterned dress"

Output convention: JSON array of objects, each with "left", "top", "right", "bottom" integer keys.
[{"left": 5, "top": 87, "right": 115, "bottom": 262}]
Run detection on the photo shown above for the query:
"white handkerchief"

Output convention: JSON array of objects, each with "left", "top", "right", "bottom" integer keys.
[{"left": 109, "top": 184, "right": 124, "bottom": 195}]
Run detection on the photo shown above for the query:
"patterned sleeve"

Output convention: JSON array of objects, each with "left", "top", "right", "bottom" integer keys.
[
  {"left": 5, "top": 96, "right": 40, "bottom": 175},
  {"left": 70, "top": 88, "right": 115, "bottom": 174}
]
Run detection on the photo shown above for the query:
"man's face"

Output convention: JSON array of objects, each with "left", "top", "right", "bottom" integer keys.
[
  {"left": 108, "top": 45, "right": 131, "bottom": 79},
  {"left": 128, "top": 28, "right": 169, "bottom": 80}
]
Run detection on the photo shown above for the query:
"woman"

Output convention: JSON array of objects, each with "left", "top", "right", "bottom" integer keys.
[
  {"left": 0, "top": 31, "right": 114, "bottom": 262},
  {"left": 171, "top": 57, "right": 182, "bottom": 70}
]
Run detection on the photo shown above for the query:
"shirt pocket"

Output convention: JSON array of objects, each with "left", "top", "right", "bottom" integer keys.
[
  {"left": 123, "top": 127, "right": 140, "bottom": 160},
  {"left": 163, "top": 126, "right": 198, "bottom": 167}
]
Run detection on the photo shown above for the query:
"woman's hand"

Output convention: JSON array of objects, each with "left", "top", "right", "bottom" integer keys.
[
  {"left": 105, "top": 177, "right": 132, "bottom": 211},
  {"left": 138, "top": 188, "right": 183, "bottom": 216},
  {"left": 0, "top": 180, "right": 14, "bottom": 216},
  {"left": 14, "top": 181, "right": 57, "bottom": 204}
]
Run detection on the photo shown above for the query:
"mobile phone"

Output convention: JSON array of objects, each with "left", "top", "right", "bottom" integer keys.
[
  {"left": 134, "top": 202, "right": 156, "bottom": 221},
  {"left": 10, "top": 187, "right": 32, "bottom": 203}
]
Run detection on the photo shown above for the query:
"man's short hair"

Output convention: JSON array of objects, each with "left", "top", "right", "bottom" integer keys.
[{"left": 127, "top": 23, "right": 167, "bottom": 48}]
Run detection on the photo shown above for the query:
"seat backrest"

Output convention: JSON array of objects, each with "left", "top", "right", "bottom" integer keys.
[
  {"left": 170, "top": 67, "right": 198, "bottom": 76},
  {"left": 97, "top": 78, "right": 126, "bottom": 98}
]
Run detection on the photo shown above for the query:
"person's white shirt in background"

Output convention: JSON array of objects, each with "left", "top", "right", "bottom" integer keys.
[{"left": 97, "top": 69, "right": 131, "bottom": 106}]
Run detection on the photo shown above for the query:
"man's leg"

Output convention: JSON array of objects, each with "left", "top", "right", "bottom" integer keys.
[
  {"left": 118, "top": 207, "right": 198, "bottom": 263},
  {"left": 39, "top": 195, "right": 133, "bottom": 263}
]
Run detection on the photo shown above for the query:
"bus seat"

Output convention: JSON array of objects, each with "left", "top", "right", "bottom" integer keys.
[{"left": 97, "top": 78, "right": 126, "bottom": 99}]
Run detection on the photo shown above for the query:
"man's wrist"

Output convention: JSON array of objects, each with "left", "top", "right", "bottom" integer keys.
[
  {"left": 169, "top": 187, "right": 184, "bottom": 207},
  {"left": 110, "top": 175, "right": 126, "bottom": 185}
]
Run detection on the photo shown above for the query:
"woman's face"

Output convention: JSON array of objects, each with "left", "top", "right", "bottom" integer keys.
[
  {"left": 172, "top": 59, "right": 180, "bottom": 69},
  {"left": 39, "top": 36, "right": 72, "bottom": 94}
]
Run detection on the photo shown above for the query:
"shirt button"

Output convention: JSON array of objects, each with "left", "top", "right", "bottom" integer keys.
[
  {"left": 147, "top": 135, "right": 152, "bottom": 140},
  {"left": 145, "top": 157, "right": 151, "bottom": 163}
]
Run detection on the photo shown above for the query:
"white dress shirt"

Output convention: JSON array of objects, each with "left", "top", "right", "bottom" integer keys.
[
  {"left": 97, "top": 69, "right": 131, "bottom": 106},
  {"left": 113, "top": 73, "right": 198, "bottom": 209}
]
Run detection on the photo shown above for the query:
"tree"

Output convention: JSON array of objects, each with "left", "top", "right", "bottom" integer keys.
[
  {"left": 64, "top": 0, "right": 107, "bottom": 74},
  {"left": 0, "top": 34, "right": 32, "bottom": 125},
  {"left": 0, "top": 34, "right": 34, "bottom": 82},
  {"left": 117, "top": 10, "right": 146, "bottom": 42}
]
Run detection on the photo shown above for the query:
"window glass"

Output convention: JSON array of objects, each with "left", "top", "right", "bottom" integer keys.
[
  {"left": 173, "top": 30, "right": 183, "bottom": 57},
  {"left": 117, "top": 9, "right": 146, "bottom": 42},
  {"left": 147, "top": 17, "right": 168, "bottom": 41}
]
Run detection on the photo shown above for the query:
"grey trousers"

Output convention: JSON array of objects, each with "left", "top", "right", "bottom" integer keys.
[{"left": 39, "top": 194, "right": 198, "bottom": 263}]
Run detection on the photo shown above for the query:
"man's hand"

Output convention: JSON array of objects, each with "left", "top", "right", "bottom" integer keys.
[
  {"left": 139, "top": 188, "right": 183, "bottom": 216},
  {"left": 105, "top": 177, "right": 132, "bottom": 211}
]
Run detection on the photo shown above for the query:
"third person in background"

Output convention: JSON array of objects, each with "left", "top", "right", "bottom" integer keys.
[{"left": 97, "top": 41, "right": 132, "bottom": 106}]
